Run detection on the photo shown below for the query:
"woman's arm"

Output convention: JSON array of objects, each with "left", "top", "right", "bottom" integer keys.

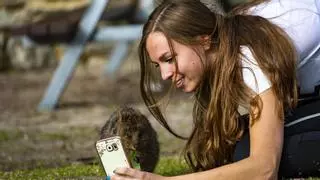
[
  {"left": 112, "top": 88, "right": 283, "bottom": 180},
  {"left": 171, "top": 88, "right": 284, "bottom": 180}
]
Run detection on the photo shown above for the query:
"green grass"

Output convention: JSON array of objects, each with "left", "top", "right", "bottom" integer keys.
[
  {"left": 154, "top": 156, "right": 192, "bottom": 176},
  {"left": 0, "top": 164, "right": 101, "bottom": 180},
  {"left": 0, "top": 156, "right": 190, "bottom": 179},
  {"left": 0, "top": 156, "right": 319, "bottom": 180},
  {"left": 0, "top": 130, "right": 24, "bottom": 141}
]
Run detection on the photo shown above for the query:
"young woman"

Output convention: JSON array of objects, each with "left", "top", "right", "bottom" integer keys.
[{"left": 110, "top": 0, "right": 320, "bottom": 179}]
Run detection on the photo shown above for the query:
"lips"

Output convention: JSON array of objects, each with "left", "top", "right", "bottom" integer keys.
[{"left": 175, "top": 78, "right": 184, "bottom": 88}]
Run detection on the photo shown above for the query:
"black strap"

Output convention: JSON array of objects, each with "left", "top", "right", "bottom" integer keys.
[{"left": 298, "top": 84, "right": 320, "bottom": 106}]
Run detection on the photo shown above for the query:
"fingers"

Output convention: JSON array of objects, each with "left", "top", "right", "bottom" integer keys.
[
  {"left": 111, "top": 174, "right": 139, "bottom": 180},
  {"left": 112, "top": 168, "right": 152, "bottom": 180},
  {"left": 114, "top": 167, "right": 144, "bottom": 178}
]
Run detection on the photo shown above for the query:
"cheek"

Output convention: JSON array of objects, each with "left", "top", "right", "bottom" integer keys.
[
  {"left": 177, "top": 48, "right": 204, "bottom": 77},
  {"left": 190, "top": 58, "right": 204, "bottom": 77}
]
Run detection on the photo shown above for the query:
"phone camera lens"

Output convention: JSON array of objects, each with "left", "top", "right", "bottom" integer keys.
[
  {"left": 106, "top": 144, "right": 113, "bottom": 152},
  {"left": 112, "top": 143, "right": 118, "bottom": 151}
]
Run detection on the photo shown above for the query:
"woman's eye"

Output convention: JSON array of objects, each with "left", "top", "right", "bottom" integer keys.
[
  {"left": 165, "top": 58, "right": 173, "bottom": 63},
  {"left": 154, "top": 63, "right": 159, "bottom": 68}
]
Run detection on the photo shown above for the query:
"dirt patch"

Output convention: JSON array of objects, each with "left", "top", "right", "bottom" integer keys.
[{"left": 0, "top": 48, "right": 194, "bottom": 171}]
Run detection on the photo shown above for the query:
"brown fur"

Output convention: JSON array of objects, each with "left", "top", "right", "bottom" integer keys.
[{"left": 99, "top": 106, "right": 159, "bottom": 172}]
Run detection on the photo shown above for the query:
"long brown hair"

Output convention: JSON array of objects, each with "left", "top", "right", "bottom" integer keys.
[{"left": 139, "top": 0, "right": 298, "bottom": 171}]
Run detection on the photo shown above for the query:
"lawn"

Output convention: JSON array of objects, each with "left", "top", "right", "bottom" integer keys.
[
  {"left": 0, "top": 156, "right": 319, "bottom": 180},
  {"left": 0, "top": 156, "right": 189, "bottom": 179}
]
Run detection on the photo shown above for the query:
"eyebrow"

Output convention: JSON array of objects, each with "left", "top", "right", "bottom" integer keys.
[
  {"left": 158, "top": 52, "right": 171, "bottom": 62},
  {"left": 150, "top": 52, "right": 175, "bottom": 65},
  {"left": 150, "top": 52, "right": 170, "bottom": 65}
]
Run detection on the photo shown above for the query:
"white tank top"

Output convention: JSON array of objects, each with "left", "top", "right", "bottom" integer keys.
[{"left": 243, "top": 0, "right": 320, "bottom": 94}]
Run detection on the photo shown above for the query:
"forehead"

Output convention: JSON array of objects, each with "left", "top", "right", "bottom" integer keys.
[{"left": 146, "top": 32, "right": 171, "bottom": 62}]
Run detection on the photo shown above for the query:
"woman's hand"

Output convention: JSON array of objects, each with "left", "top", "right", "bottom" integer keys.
[{"left": 111, "top": 167, "right": 166, "bottom": 180}]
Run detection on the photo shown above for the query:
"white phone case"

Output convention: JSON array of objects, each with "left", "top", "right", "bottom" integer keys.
[{"left": 96, "top": 136, "right": 131, "bottom": 176}]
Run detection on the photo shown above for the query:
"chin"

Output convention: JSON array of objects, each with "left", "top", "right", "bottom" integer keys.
[{"left": 182, "top": 86, "right": 196, "bottom": 93}]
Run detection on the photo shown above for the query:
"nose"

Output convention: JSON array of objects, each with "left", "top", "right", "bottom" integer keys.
[{"left": 160, "top": 64, "right": 174, "bottom": 80}]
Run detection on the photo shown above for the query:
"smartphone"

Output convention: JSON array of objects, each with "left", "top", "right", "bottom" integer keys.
[{"left": 95, "top": 136, "right": 132, "bottom": 176}]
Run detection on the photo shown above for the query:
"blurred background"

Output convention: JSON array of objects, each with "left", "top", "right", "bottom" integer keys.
[{"left": 0, "top": 0, "right": 194, "bottom": 175}]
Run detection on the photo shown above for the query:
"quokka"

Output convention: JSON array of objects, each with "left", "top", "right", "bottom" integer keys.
[{"left": 99, "top": 106, "right": 159, "bottom": 172}]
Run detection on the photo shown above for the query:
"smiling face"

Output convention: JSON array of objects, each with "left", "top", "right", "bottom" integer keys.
[{"left": 146, "top": 32, "right": 206, "bottom": 93}]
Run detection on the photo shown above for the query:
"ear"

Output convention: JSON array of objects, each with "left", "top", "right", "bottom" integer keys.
[{"left": 199, "top": 35, "right": 211, "bottom": 51}]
